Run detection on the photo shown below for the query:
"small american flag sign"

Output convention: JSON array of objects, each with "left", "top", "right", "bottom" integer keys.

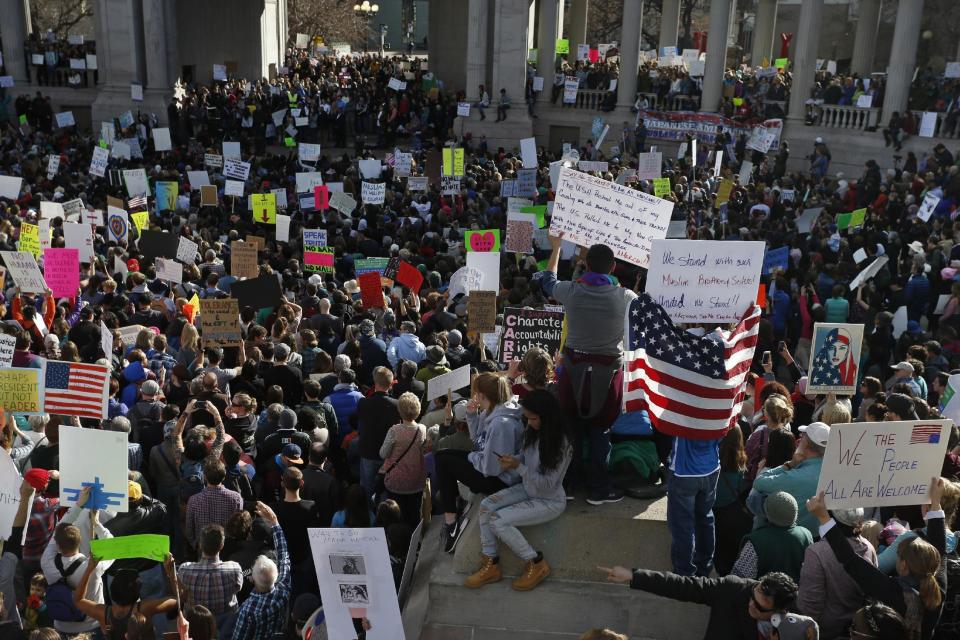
[{"left": 910, "top": 424, "right": 942, "bottom": 445}]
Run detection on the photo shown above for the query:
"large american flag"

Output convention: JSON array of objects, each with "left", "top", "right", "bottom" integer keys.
[
  {"left": 623, "top": 293, "right": 761, "bottom": 439},
  {"left": 128, "top": 195, "right": 148, "bottom": 210},
  {"left": 44, "top": 361, "right": 110, "bottom": 420}
]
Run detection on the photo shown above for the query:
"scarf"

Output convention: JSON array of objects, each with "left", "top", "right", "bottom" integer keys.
[{"left": 576, "top": 272, "right": 619, "bottom": 287}]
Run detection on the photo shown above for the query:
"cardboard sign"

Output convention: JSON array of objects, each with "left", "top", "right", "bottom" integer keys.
[
  {"left": 200, "top": 185, "right": 218, "bottom": 206},
  {"left": 245, "top": 235, "right": 266, "bottom": 252},
  {"left": 231, "top": 241, "right": 259, "bottom": 279},
  {"left": 818, "top": 420, "right": 951, "bottom": 509},
  {"left": 59, "top": 425, "right": 129, "bottom": 512},
  {"left": 427, "top": 364, "right": 472, "bottom": 401},
  {"left": 807, "top": 323, "right": 865, "bottom": 396},
  {"left": 0, "top": 368, "right": 44, "bottom": 414},
  {"left": 0, "top": 251, "right": 47, "bottom": 293},
  {"left": 358, "top": 271, "right": 385, "bottom": 308},
  {"left": 468, "top": 290, "right": 497, "bottom": 333},
  {"left": 499, "top": 307, "right": 564, "bottom": 364},
  {"left": 645, "top": 239, "right": 765, "bottom": 324},
  {"left": 199, "top": 298, "right": 241, "bottom": 346},
  {"left": 43, "top": 248, "right": 80, "bottom": 298},
  {"left": 465, "top": 229, "right": 501, "bottom": 252}
]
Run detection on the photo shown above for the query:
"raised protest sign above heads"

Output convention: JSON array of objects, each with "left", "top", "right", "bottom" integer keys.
[
  {"left": 0, "top": 251, "right": 47, "bottom": 293},
  {"left": 807, "top": 323, "right": 865, "bottom": 396},
  {"left": 499, "top": 307, "right": 564, "bottom": 365},
  {"left": 818, "top": 419, "right": 951, "bottom": 509},
  {"left": 645, "top": 239, "right": 764, "bottom": 324},
  {"left": 59, "top": 425, "right": 129, "bottom": 512},
  {"left": 550, "top": 166, "right": 672, "bottom": 268},
  {"left": 199, "top": 298, "right": 241, "bottom": 346}
]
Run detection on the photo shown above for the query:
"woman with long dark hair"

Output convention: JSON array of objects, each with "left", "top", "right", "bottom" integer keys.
[{"left": 464, "top": 389, "right": 572, "bottom": 592}]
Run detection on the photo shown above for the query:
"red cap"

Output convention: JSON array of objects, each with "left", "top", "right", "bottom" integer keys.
[
  {"left": 24, "top": 468, "right": 50, "bottom": 491},
  {"left": 126, "top": 258, "right": 140, "bottom": 272}
]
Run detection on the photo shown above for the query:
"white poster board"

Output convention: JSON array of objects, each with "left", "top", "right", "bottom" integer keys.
[
  {"left": 0, "top": 251, "right": 47, "bottom": 293},
  {"left": 155, "top": 258, "right": 183, "bottom": 283},
  {"left": 818, "top": 419, "right": 951, "bottom": 509},
  {"left": 465, "top": 252, "right": 500, "bottom": 292},
  {"left": 848, "top": 255, "right": 889, "bottom": 291},
  {"left": 806, "top": 323, "right": 865, "bottom": 395},
  {"left": 63, "top": 221, "right": 95, "bottom": 263},
  {"left": 645, "top": 239, "right": 764, "bottom": 323},
  {"left": 917, "top": 193, "right": 940, "bottom": 222},
  {"left": 177, "top": 237, "right": 199, "bottom": 264},
  {"left": 636, "top": 152, "right": 662, "bottom": 180},
  {"left": 550, "top": 166, "right": 672, "bottom": 268},
  {"left": 89, "top": 147, "right": 110, "bottom": 178},
  {"left": 223, "top": 141, "right": 242, "bottom": 160},
  {"left": 919, "top": 112, "right": 938, "bottom": 138},
  {"left": 361, "top": 182, "right": 385, "bottom": 204},
  {"left": 427, "top": 364, "right": 472, "bottom": 401},
  {"left": 520, "top": 137, "right": 537, "bottom": 169},
  {"left": 0, "top": 333, "right": 15, "bottom": 367},
  {"left": 0, "top": 176, "right": 22, "bottom": 200},
  {"left": 309, "top": 528, "right": 405, "bottom": 640},
  {"left": 59, "top": 425, "right": 130, "bottom": 512},
  {"left": 0, "top": 450, "right": 21, "bottom": 540}
]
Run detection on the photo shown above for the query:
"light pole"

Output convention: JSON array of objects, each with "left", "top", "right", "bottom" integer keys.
[{"left": 353, "top": 1, "right": 380, "bottom": 52}]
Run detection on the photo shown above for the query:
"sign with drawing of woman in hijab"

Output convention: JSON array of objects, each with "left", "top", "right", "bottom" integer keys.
[{"left": 807, "top": 323, "right": 864, "bottom": 396}]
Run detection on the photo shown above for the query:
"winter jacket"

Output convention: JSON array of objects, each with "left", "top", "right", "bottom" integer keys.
[
  {"left": 465, "top": 402, "right": 524, "bottom": 484},
  {"left": 799, "top": 534, "right": 878, "bottom": 639},
  {"left": 386, "top": 332, "right": 426, "bottom": 368},
  {"left": 324, "top": 383, "right": 364, "bottom": 435}
]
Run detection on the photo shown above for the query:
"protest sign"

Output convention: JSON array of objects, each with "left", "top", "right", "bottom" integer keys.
[
  {"left": 505, "top": 213, "right": 536, "bottom": 254},
  {"left": 90, "top": 534, "right": 170, "bottom": 562},
  {"left": 652, "top": 177, "right": 671, "bottom": 198},
  {"left": 39, "top": 201, "right": 64, "bottom": 220},
  {"left": 177, "top": 237, "right": 199, "bottom": 264},
  {"left": 251, "top": 193, "right": 277, "bottom": 224},
  {"left": 0, "top": 450, "right": 21, "bottom": 539},
  {"left": 361, "top": 182, "right": 385, "bottom": 204},
  {"left": 213, "top": 64, "right": 227, "bottom": 80},
  {"left": 520, "top": 137, "right": 537, "bottom": 169},
  {"left": 917, "top": 193, "right": 940, "bottom": 222},
  {"left": 762, "top": 246, "right": 790, "bottom": 275},
  {"left": 457, "top": 102, "right": 471, "bottom": 117},
  {"left": 100, "top": 322, "right": 113, "bottom": 363},
  {"left": 441, "top": 176, "right": 461, "bottom": 196},
  {"left": 747, "top": 126, "right": 778, "bottom": 153},
  {"left": 296, "top": 172, "right": 324, "bottom": 194},
  {"left": 500, "top": 307, "right": 565, "bottom": 364},
  {"left": 427, "top": 364, "right": 472, "bottom": 402},
  {"left": 355, "top": 258, "right": 390, "bottom": 277},
  {"left": 466, "top": 252, "right": 500, "bottom": 293},
  {"left": 806, "top": 323, "right": 865, "bottom": 396},
  {"left": 199, "top": 298, "right": 241, "bottom": 346},
  {"left": 106, "top": 208, "right": 128, "bottom": 244},
  {"left": 204, "top": 153, "right": 223, "bottom": 168},
  {"left": 199, "top": 185, "right": 218, "bottom": 206},
  {"left": 849, "top": 255, "right": 889, "bottom": 291},
  {"left": 245, "top": 235, "right": 266, "bottom": 252},
  {"left": 223, "top": 159, "right": 251, "bottom": 182},
  {"left": 394, "top": 152, "right": 413, "bottom": 177},
  {"left": 155, "top": 182, "right": 178, "bottom": 212},
  {"left": 304, "top": 246, "right": 335, "bottom": 273},
  {"left": 225, "top": 180, "right": 244, "bottom": 198},
  {"left": 89, "top": 146, "right": 109, "bottom": 178},
  {"left": 43, "top": 248, "right": 80, "bottom": 298},
  {"left": 155, "top": 258, "right": 182, "bottom": 284},
  {"left": 818, "top": 419, "right": 951, "bottom": 509},
  {"left": 308, "top": 528, "right": 404, "bottom": 640},
  {"left": 123, "top": 169, "right": 149, "bottom": 197},
  {"left": 230, "top": 273, "right": 283, "bottom": 310},
  {"left": 152, "top": 127, "right": 172, "bottom": 151},
  {"left": 919, "top": 111, "right": 938, "bottom": 138},
  {"left": 465, "top": 229, "right": 501, "bottom": 252},
  {"left": 0, "top": 333, "right": 15, "bottom": 367},
  {"left": 358, "top": 272, "right": 385, "bottom": 309},
  {"left": 186, "top": 171, "right": 210, "bottom": 189},
  {"left": 130, "top": 212, "right": 148, "bottom": 234},
  {"left": 637, "top": 152, "right": 662, "bottom": 180},
  {"left": 330, "top": 191, "right": 357, "bottom": 215},
  {"left": 18, "top": 223, "right": 41, "bottom": 257},
  {"left": 448, "top": 266, "right": 484, "bottom": 299},
  {"left": 563, "top": 77, "right": 579, "bottom": 103},
  {"left": 551, "top": 167, "right": 672, "bottom": 268},
  {"left": 0, "top": 368, "right": 44, "bottom": 414},
  {"left": 853, "top": 248, "right": 868, "bottom": 265},
  {"left": 275, "top": 214, "right": 291, "bottom": 243},
  {"left": 358, "top": 159, "right": 381, "bottom": 180},
  {"left": 299, "top": 143, "right": 321, "bottom": 162},
  {"left": 55, "top": 111, "right": 75, "bottom": 128},
  {"left": 468, "top": 290, "right": 497, "bottom": 333},
  {"left": 231, "top": 241, "right": 259, "bottom": 279},
  {"left": 716, "top": 179, "right": 734, "bottom": 206},
  {"left": 116, "top": 325, "right": 145, "bottom": 351},
  {"left": 0, "top": 251, "right": 47, "bottom": 293},
  {"left": 0, "top": 176, "right": 22, "bottom": 200},
  {"left": 59, "top": 425, "right": 129, "bottom": 512},
  {"left": 83, "top": 209, "right": 103, "bottom": 227},
  {"left": 645, "top": 239, "right": 765, "bottom": 324},
  {"left": 738, "top": 160, "right": 753, "bottom": 186},
  {"left": 396, "top": 261, "right": 424, "bottom": 293},
  {"left": 63, "top": 222, "right": 94, "bottom": 263},
  {"left": 796, "top": 207, "right": 823, "bottom": 235},
  {"left": 223, "top": 141, "right": 241, "bottom": 160}
]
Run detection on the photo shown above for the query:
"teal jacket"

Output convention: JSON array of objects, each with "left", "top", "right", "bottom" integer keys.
[{"left": 752, "top": 457, "right": 823, "bottom": 537}]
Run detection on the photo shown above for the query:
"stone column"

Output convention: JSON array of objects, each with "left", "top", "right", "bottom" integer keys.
[
  {"left": 93, "top": 0, "right": 146, "bottom": 87},
  {"left": 0, "top": 0, "right": 31, "bottom": 83},
  {"left": 700, "top": 0, "right": 732, "bottom": 113},
  {"left": 851, "top": 0, "right": 881, "bottom": 77},
  {"left": 142, "top": 0, "right": 172, "bottom": 89},
  {"left": 490, "top": 0, "right": 528, "bottom": 109},
  {"left": 465, "top": 0, "right": 489, "bottom": 100},
  {"left": 537, "top": 0, "right": 558, "bottom": 101},
  {"left": 786, "top": 0, "right": 823, "bottom": 121},
  {"left": 567, "top": 0, "right": 588, "bottom": 63},
  {"left": 750, "top": 0, "right": 777, "bottom": 65},
  {"left": 616, "top": 0, "right": 643, "bottom": 107},
  {"left": 882, "top": 0, "right": 924, "bottom": 124},
  {"left": 659, "top": 0, "right": 681, "bottom": 51}
]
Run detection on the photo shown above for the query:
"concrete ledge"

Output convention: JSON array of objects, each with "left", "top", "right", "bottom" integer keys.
[{"left": 452, "top": 495, "right": 674, "bottom": 581}]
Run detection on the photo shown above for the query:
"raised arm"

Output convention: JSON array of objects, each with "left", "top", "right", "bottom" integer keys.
[{"left": 73, "top": 557, "right": 107, "bottom": 629}]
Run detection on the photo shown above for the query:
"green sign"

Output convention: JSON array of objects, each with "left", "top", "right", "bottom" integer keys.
[
  {"left": 774, "top": 58, "right": 788, "bottom": 69},
  {"left": 90, "top": 534, "right": 170, "bottom": 562},
  {"left": 520, "top": 205, "right": 548, "bottom": 229},
  {"left": 653, "top": 177, "right": 672, "bottom": 198},
  {"left": 556, "top": 39, "right": 569, "bottom": 54}
]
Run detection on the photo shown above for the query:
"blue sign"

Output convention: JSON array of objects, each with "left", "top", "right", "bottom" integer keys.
[{"left": 763, "top": 246, "right": 790, "bottom": 275}]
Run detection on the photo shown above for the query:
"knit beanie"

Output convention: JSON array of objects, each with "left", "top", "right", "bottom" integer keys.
[{"left": 764, "top": 491, "right": 798, "bottom": 527}]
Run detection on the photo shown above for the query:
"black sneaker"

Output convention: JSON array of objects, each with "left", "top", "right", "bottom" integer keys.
[
  {"left": 586, "top": 489, "right": 625, "bottom": 506},
  {"left": 443, "top": 516, "right": 469, "bottom": 553}
]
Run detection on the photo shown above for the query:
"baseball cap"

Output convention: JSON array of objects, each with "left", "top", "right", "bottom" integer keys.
[
  {"left": 282, "top": 443, "right": 304, "bottom": 464},
  {"left": 885, "top": 393, "right": 919, "bottom": 420},
  {"left": 893, "top": 361, "right": 915, "bottom": 374},
  {"left": 126, "top": 258, "right": 140, "bottom": 272},
  {"left": 799, "top": 422, "right": 831, "bottom": 447},
  {"left": 771, "top": 613, "right": 819, "bottom": 640}
]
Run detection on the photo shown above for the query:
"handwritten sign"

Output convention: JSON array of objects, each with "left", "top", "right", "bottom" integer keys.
[
  {"left": 637, "top": 152, "right": 662, "bottom": 180},
  {"left": 469, "top": 290, "right": 498, "bottom": 333},
  {"left": 0, "top": 333, "right": 15, "bottom": 367},
  {"left": 177, "top": 236, "right": 199, "bottom": 264},
  {"left": 427, "top": 364, "right": 472, "bottom": 401},
  {"left": 441, "top": 176, "right": 461, "bottom": 196},
  {"left": 465, "top": 229, "right": 500, "bottom": 252},
  {"left": 330, "top": 191, "right": 357, "bottom": 215},
  {"left": 43, "top": 247, "right": 80, "bottom": 297},
  {"left": 0, "top": 251, "right": 47, "bottom": 293},
  {"left": 645, "top": 239, "right": 765, "bottom": 323},
  {"left": 91, "top": 534, "right": 170, "bottom": 562},
  {"left": 223, "top": 158, "right": 251, "bottom": 182},
  {"left": 231, "top": 241, "right": 259, "bottom": 279},
  {"left": 199, "top": 298, "right": 241, "bottom": 346},
  {"left": 499, "top": 307, "right": 564, "bottom": 364},
  {"left": 0, "top": 368, "right": 44, "bottom": 414},
  {"left": 505, "top": 213, "right": 536, "bottom": 254},
  {"left": 361, "top": 182, "right": 385, "bottom": 204},
  {"left": 0, "top": 450, "right": 21, "bottom": 539},
  {"left": 250, "top": 193, "right": 277, "bottom": 224},
  {"left": 818, "top": 420, "right": 951, "bottom": 509},
  {"left": 551, "top": 167, "right": 672, "bottom": 269},
  {"left": 155, "top": 258, "right": 182, "bottom": 283}
]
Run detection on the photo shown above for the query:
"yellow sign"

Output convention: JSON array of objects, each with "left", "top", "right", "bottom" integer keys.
[
  {"left": 130, "top": 211, "right": 149, "bottom": 233},
  {"left": 442, "top": 148, "right": 465, "bottom": 177},
  {"left": 251, "top": 193, "right": 277, "bottom": 225},
  {"left": 19, "top": 223, "right": 41, "bottom": 258},
  {"left": 0, "top": 369, "right": 44, "bottom": 414},
  {"left": 442, "top": 148, "right": 453, "bottom": 176},
  {"left": 716, "top": 179, "right": 734, "bottom": 205},
  {"left": 454, "top": 148, "right": 465, "bottom": 177}
]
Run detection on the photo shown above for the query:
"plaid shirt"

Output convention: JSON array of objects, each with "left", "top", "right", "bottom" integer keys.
[
  {"left": 148, "top": 350, "right": 177, "bottom": 378},
  {"left": 185, "top": 485, "right": 244, "bottom": 548},
  {"left": 22, "top": 496, "right": 59, "bottom": 567},
  {"left": 231, "top": 525, "right": 290, "bottom": 640},
  {"left": 178, "top": 555, "right": 244, "bottom": 614}
]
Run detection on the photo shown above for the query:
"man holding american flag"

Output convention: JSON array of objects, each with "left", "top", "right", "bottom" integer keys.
[{"left": 623, "top": 293, "right": 761, "bottom": 576}]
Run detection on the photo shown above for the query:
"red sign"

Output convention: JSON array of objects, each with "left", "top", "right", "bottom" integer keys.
[
  {"left": 314, "top": 185, "right": 329, "bottom": 210},
  {"left": 358, "top": 271, "right": 385, "bottom": 308}
]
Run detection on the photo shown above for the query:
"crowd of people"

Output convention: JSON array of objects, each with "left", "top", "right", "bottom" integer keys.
[{"left": 0, "top": 39, "right": 957, "bottom": 640}]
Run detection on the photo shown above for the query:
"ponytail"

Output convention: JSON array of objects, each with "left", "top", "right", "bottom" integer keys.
[
  {"left": 919, "top": 573, "right": 942, "bottom": 611},
  {"left": 898, "top": 536, "right": 942, "bottom": 610}
]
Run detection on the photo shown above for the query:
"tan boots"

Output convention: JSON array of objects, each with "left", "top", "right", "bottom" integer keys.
[
  {"left": 464, "top": 554, "right": 502, "bottom": 588},
  {"left": 511, "top": 557, "right": 551, "bottom": 591}
]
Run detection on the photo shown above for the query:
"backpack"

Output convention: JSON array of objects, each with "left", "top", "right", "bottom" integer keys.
[
  {"left": 46, "top": 555, "right": 87, "bottom": 622},
  {"left": 179, "top": 458, "right": 205, "bottom": 503}
]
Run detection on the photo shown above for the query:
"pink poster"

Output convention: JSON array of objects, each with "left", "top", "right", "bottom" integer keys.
[{"left": 43, "top": 248, "right": 79, "bottom": 298}]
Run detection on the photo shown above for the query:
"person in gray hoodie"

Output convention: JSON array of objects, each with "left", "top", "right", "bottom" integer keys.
[
  {"left": 465, "top": 390, "right": 573, "bottom": 591},
  {"left": 436, "top": 372, "right": 524, "bottom": 553}
]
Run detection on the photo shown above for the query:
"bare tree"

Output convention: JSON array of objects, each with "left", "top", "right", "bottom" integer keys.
[
  {"left": 29, "top": 0, "right": 94, "bottom": 38},
  {"left": 287, "top": 0, "right": 368, "bottom": 48}
]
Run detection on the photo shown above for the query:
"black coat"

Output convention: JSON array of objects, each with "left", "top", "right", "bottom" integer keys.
[
  {"left": 356, "top": 392, "right": 401, "bottom": 460},
  {"left": 629, "top": 570, "right": 759, "bottom": 640}
]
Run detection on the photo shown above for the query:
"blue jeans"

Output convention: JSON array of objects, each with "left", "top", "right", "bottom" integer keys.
[
  {"left": 667, "top": 470, "right": 719, "bottom": 576},
  {"left": 479, "top": 484, "right": 565, "bottom": 561},
  {"left": 360, "top": 457, "right": 383, "bottom": 502}
]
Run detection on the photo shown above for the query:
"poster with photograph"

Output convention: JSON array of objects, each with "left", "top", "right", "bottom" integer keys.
[
  {"left": 309, "top": 528, "right": 405, "bottom": 639},
  {"left": 806, "top": 323, "right": 865, "bottom": 396}
]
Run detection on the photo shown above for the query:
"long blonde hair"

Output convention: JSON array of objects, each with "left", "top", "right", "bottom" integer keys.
[
  {"left": 763, "top": 394, "right": 794, "bottom": 429},
  {"left": 898, "top": 536, "right": 942, "bottom": 610},
  {"left": 181, "top": 323, "right": 200, "bottom": 351}
]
